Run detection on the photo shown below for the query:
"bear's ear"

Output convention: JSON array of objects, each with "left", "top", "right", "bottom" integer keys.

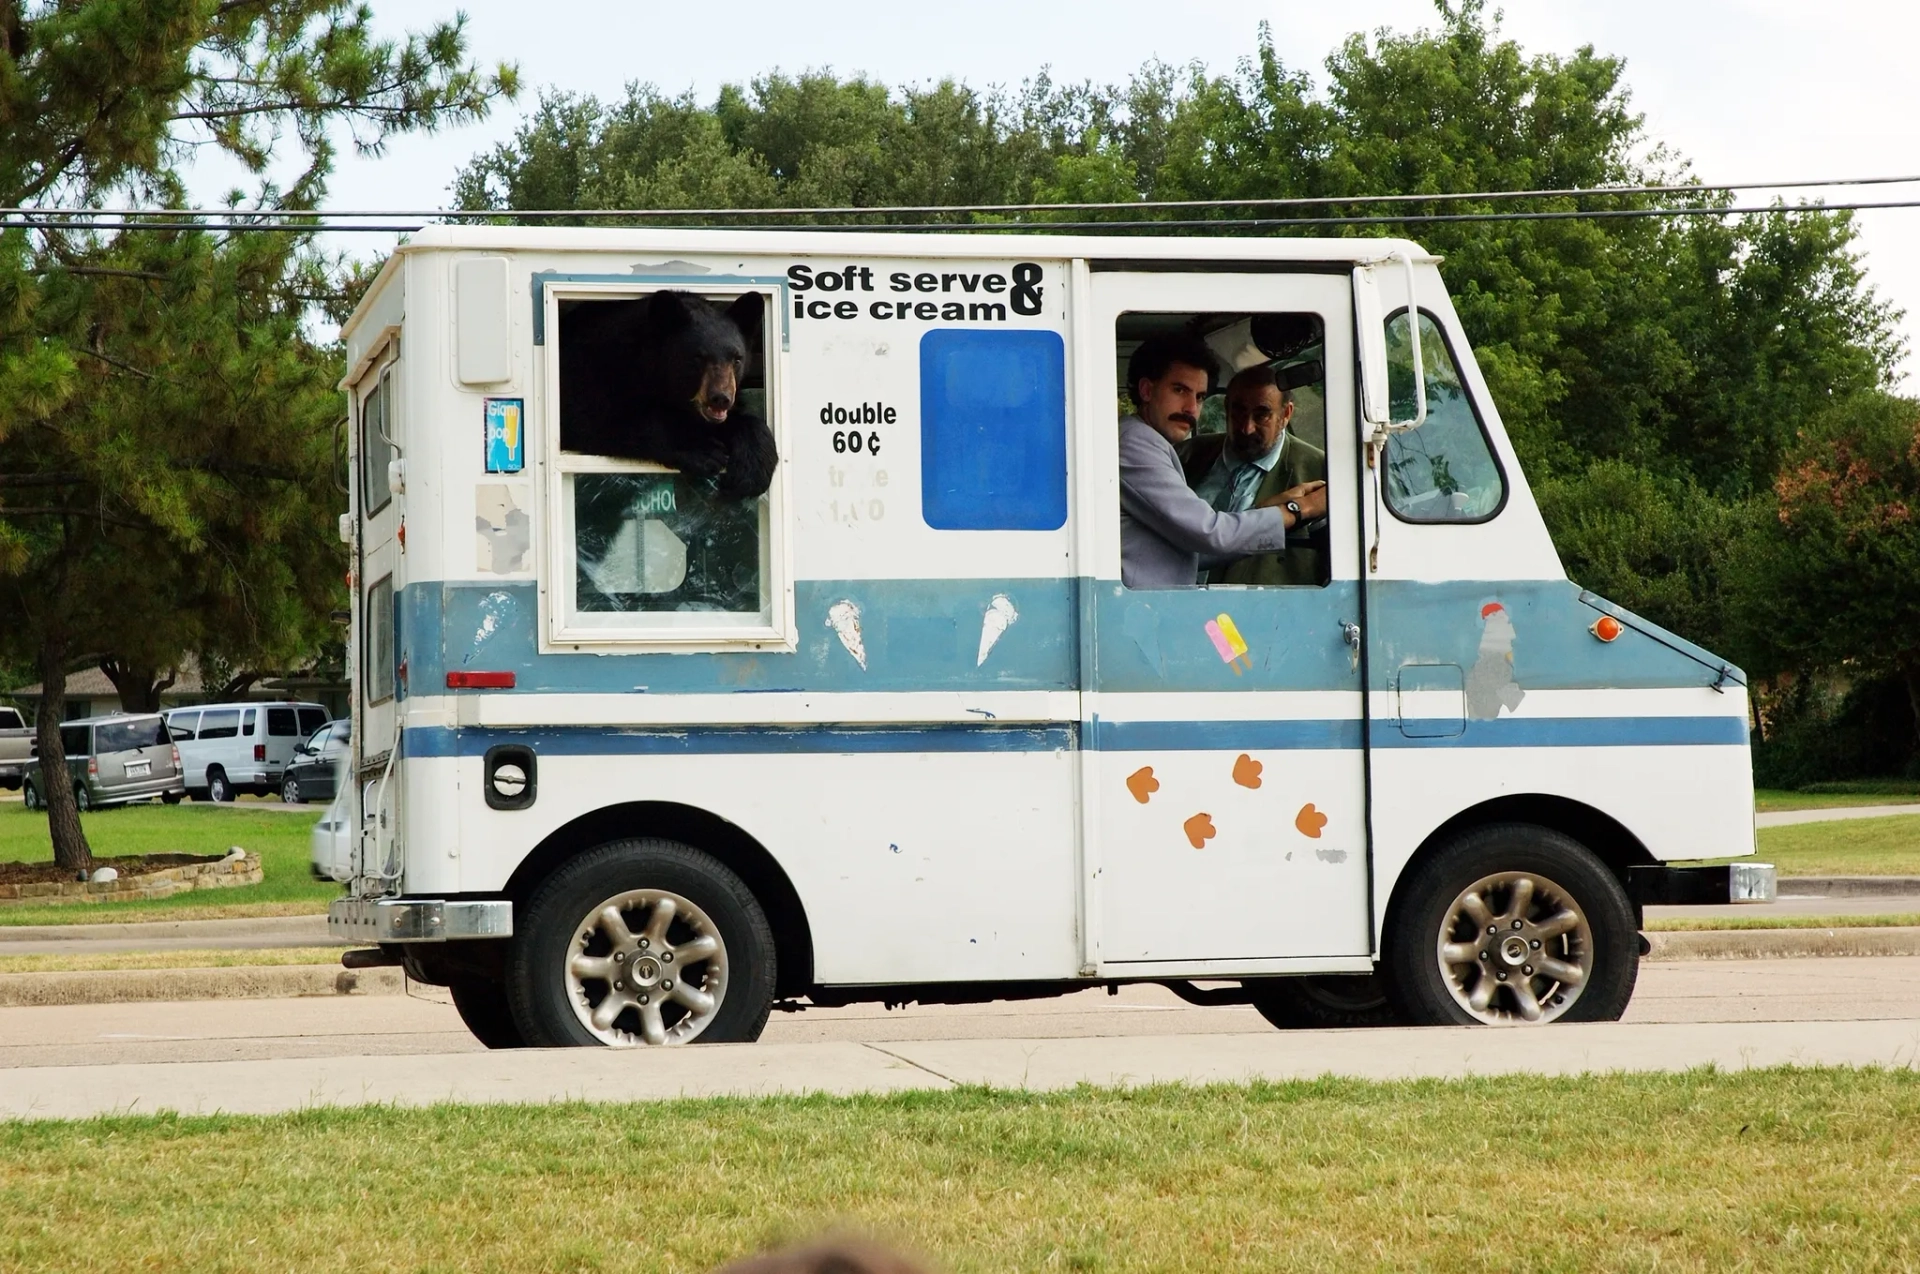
[
  {"left": 643, "top": 290, "right": 698, "bottom": 330},
  {"left": 725, "top": 292, "right": 765, "bottom": 342}
]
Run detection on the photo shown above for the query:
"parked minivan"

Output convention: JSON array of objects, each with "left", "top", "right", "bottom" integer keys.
[
  {"left": 22, "top": 714, "right": 185, "bottom": 810},
  {"left": 166, "top": 702, "right": 329, "bottom": 802}
]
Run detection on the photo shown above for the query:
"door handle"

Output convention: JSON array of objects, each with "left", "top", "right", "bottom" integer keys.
[{"left": 1340, "top": 620, "right": 1361, "bottom": 649}]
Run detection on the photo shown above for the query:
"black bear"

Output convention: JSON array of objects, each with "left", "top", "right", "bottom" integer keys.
[{"left": 559, "top": 290, "right": 778, "bottom": 499}]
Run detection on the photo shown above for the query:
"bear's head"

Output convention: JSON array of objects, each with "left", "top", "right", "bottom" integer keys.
[{"left": 635, "top": 290, "right": 765, "bottom": 424}]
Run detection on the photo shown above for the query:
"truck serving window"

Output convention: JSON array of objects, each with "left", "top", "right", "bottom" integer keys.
[
  {"left": 1382, "top": 310, "right": 1506, "bottom": 523},
  {"left": 549, "top": 288, "right": 785, "bottom": 646}
]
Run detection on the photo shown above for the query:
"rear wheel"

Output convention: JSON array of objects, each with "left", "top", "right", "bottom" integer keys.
[
  {"left": 160, "top": 791, "right": 182, "bottom": 805},
  {"left": 74, "top": 785, "right": 91, "bottom": 812},
  {"left": 1385, "top": 823, "right": 1637, "bottom": 1027},
  {"left": 1248, "top": 973, "right": 1403, "bottom": 1030},
  {"left": 507, "top": 838, "right": 775, "bottom": 1048},
  {"left": 450, "top": 979, "right": 526, "bottom": 1049},
  {"left": 206, "top": 768, "right": 233, "bottom": 803}
]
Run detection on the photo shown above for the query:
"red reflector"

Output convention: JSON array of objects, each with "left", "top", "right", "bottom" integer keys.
[
  {"left": 446, "top": 671, "right": 516, "bottom": 689},
  {"left": 254, "top": 744, "right": 266, "bottom": 761},
  {"left": 1590, "top": 615, "right": 1624, "bottom": 643}
]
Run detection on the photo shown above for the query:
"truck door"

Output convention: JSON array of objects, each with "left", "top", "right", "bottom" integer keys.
[
  {"left": 1084, "top": 270, "right": 1370, "bottom": 967},
  {"left": 351, "top": 342, "right": 403, "bottom": 886}
]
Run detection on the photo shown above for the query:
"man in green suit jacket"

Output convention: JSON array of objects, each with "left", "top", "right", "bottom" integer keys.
[{"left": 1178, "top": 365, "right": 1328, "bottom": 586}]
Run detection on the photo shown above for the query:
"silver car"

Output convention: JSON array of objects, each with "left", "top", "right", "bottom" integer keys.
[{"left": 21, "top": 714, "right": 186, "bottom": 811}]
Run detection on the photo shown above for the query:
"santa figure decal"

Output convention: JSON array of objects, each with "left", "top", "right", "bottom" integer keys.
[{"left": 1466, "top": 602, "right": 1526, "bottom": 719}]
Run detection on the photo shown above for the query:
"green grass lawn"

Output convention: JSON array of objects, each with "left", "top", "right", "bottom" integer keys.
[
  {"left": 1734, "top": 814, "right": 1920, "bottom": 877},
  {"left": 0, "top": 801, "right": 334, "bottom": 925},
  {"left": 1, "top": 1071, "right": 1916, "bottom": 1272},
  {"left": 1755, "top": 786, "right": 1920, "bottom": 812}
]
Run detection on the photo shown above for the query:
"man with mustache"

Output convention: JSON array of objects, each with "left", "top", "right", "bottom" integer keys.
[{"left": 1118, "top": 334, "right": 1327, "bottom": 588}]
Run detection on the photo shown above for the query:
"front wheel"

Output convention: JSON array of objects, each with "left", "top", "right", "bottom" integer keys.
[
  {"left": 507, "top": 838, "right": 776, "bottom": 1048},
  {"left": 21, "top": 783, "right": 40, "bottom": 811},
  {"left": 1384, "top": 823, "right": 1638, "bottom": 1027},
  {"left": 280, "top": 775, "right": 302, "bottom": 804},
  {"left": 160, "top": 791, "right": 182, "bottom": 806}
]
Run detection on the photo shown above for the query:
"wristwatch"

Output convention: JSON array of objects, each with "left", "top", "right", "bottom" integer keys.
[{"left": 1284, "top": 499, "right": 1303, "bottom": 529}]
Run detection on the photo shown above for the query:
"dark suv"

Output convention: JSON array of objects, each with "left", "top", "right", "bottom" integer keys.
[{"left": 22, "top": 714, "right": 186, "bottom": 811}]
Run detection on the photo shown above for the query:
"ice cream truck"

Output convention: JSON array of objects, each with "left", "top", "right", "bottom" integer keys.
[{"left": 323, "top": 225, "right": 1773, "bottom": 1048}]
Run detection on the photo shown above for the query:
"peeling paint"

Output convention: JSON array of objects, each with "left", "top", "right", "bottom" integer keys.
[
  {"left": 826, "top": 600, "right": 867, "bottom": 669},
  {"left": 1314, "top": 847, "right": 1349, "bottom": 864},
  {"left": 976, "top": 593, "right": 1019, "bottom": 666},
  {"left": 1467, "top": 602, "right": 1526, "bottom": 719}
]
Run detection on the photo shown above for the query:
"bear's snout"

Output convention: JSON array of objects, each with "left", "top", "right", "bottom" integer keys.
[{"left": 696, "top": 362, "right": 738, "bottom": 422}]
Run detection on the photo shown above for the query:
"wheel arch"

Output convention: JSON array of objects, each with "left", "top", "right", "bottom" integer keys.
[
  {"left": 504, "top": 800, "right": 814, "bottom": 998},
  {"left": 1382, "top": 793, "right": 1655, "bottom": 929}
]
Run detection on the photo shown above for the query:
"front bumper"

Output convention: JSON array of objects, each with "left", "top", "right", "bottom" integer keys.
[
  {"left": 1629, "top": 861, "right": 1777, "bottom": 906},
  {"left": 328, "top": 895, "right": 513, "bottom": 943}
]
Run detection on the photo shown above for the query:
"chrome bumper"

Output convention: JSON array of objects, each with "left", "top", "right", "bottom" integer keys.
[
  {"left": 1629, "top": 861, "right": 1777, "bottom": 906},
  {"left": 328, "top": 896, "right": 513, "bottom": 943}
]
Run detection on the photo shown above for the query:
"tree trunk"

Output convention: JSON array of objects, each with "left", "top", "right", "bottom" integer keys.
[
  {"left": 1902, "top": 660, "right": 1920, "bottom": 763},
  {"left": 35, "top": 639, "right": 91, "bottom": 876},
  {"left": 98, "top": 658, "right": 175, "bottom": 714}
]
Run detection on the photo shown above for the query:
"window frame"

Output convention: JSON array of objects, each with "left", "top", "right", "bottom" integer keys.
[
  {"left": 539, "top": 279, "right": 795, "bottom": 653},
  {"left": 364, "top": 573, "right": 397, "bottom": 706},
  {"left": 1380, "top": 306, "right": 1509, "bottom": 527},
  {"left": 358, "top": 345, "right": 399, "bottom": 521}
]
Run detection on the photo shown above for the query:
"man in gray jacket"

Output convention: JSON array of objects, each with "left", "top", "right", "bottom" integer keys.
[{"left": 1119, "top": 334, "right": 1327, "bottom": 588}]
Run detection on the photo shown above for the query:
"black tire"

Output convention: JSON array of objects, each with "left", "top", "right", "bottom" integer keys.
[
  {"left": 160, "top": 791, "right": 182, "bottom": 806},
  {"left": 207, "top": 769, "right": 233, "bottom": 803},
  {"left": 1248, "top": 972, "right": 1404, "bottom": 1030},
  {"left": 281, "top": 775, "right": 303, "bottom": 804},
  {"left": 74, "top": 785, "right": 90, "bottom": 812},
  {"left": 450, "top": 978, "right": 526, "bottom": 1049},
  {"left": 508, "top": 838, "right": 776, "bottom": 1048},
  {"left": 1385, "top": 822, "right": 1637, "bottom": 1027},
  {"left": 22, "top": 782, "right": 39, "bottom": 811}
]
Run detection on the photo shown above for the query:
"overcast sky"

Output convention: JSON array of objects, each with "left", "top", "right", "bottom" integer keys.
[{"left": 197, "top": 1, "right": 1920, "bottom": 378}]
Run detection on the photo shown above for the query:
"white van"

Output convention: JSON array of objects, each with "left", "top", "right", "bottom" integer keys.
[
  {"left": 167, "top": 701, "right": 329, "bottom": 801},
  {"left": 326, "top": 227, "right": 1771, "bottom": 1050}
]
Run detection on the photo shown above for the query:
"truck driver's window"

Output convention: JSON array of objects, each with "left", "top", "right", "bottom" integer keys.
[
  {"left": 1117, "top": 312, "right": 1331, "bottom": 589},
  {"left": 1383, "top": 309, "right": 1506, "bottom": 523},
  {"left": 553, "top": 290, "right": 779, "bottom": 639}
]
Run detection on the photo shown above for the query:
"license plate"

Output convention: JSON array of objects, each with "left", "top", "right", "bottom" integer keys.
[{"left": 125, "top": 761, "right": 150, "bottom": 777}]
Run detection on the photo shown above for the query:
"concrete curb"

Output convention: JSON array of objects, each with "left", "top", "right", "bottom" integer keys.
[
  {"left": 6, "top": 925, "right": 1920, "bottom": 1006},
  {"left": 0, "top": 964, "right": 401, "bottom": 1007},
  {"left": 1779, "top": 876, "right": 1920, "bottom": 897},
  {"left": 1644, "top": 926, "right": 1920, "bottom": 961}
]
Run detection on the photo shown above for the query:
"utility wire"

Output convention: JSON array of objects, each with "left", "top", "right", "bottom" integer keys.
[
  {"left": 3, "top": 172, "right": 1920, "bottom": 222},
  {"left": 9, "top": 198, "right": 1920, "bottom": 234}
]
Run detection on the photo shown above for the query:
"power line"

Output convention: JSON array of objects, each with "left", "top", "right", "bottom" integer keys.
[
  {"left": 7, "top": 198, "right": 1920, "bottom": 235},
  {"left": 3, "top": 172, "right": 1920, "bottom": 222}
]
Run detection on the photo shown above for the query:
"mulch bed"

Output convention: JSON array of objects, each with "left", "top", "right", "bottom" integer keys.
[{"left": 0, "top": 854, "right": 227, "bottom": 886}]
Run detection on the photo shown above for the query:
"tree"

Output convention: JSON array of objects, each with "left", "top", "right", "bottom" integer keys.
[{"left": 0, "top": 1, "right": 516, "bottom": 874}]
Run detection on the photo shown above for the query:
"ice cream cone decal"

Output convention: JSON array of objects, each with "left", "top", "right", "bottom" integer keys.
[
  {"left": 826, "top": 599, "right": 867, "bottom": 670},
  {"left": 976, "top": 593, "right": 1019, "bottom": 667},
  {"left": 1205, "top": 613, "right": 1251, "bottom": 674}
]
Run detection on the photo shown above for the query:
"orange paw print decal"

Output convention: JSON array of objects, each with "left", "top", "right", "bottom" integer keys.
[
  {"left": 1125, "top": 766, "right": 1160, "bottom": 804},
  {"left": 1295, "top": 803, "right": 1328, "bottom": 839},
  {"left": 1183, "top": 813, "right": 1217, "bottom": 849},
  {"left": 1232, "top": 754, "right": 1263, "bottom": 789}
]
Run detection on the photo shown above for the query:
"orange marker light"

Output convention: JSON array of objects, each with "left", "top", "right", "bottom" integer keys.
[{"left": 1590, "top": 615, "right": 1624, "bottom": 643}]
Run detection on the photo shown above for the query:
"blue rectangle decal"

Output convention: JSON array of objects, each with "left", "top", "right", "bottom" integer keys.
[{"left": 919, "top": 329, "right": 1068, "bottom": 531}]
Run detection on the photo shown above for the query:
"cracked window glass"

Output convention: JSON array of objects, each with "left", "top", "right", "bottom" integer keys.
[{"left": 570, "top": 473, "right": 767, "bottom": 621}]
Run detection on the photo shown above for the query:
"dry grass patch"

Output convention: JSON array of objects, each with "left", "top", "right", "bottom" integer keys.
[{"left": 0, "top": 946, "right": 345, "bottom": 975}]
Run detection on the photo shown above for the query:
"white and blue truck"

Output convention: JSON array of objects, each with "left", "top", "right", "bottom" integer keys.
[{"left": 322, "top": 226, "right": 1773, "bottom": 1047}]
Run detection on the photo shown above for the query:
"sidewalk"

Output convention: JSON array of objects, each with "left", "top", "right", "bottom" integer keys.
[
  {"left": 2, "top": 1017, "right": 1915, "bottom": 1120},
  {"left": 1755, "top": 803, "right": 1920, "bottom": 828}
]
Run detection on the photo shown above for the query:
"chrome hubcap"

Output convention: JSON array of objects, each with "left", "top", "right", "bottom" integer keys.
[
  {"left": 1436, "top": 870, "right": 1592, "bottom": 1024},
  {"left": 564, "top": 888, "right": 727, "bottom": 1046}
]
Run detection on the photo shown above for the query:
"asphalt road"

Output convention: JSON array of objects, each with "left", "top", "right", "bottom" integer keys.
[{"left": 4, "top": 955, "right": 1917, "bottom": 1070}]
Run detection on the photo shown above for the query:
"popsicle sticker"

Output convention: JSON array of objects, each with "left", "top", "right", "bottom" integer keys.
[
  {"left": 976, "top": 593, "right": 1019, "bottom": 667},
  {"left": 826, "top": 599, "right": 867, "bottom": 670},
  {"left": 1205, "top": 613, "right": 1251, "bottom": 674}
]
